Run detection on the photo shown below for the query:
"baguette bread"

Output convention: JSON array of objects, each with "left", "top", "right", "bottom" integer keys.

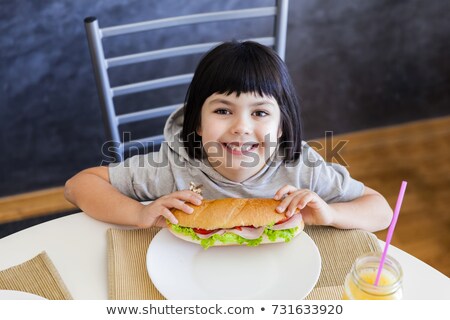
[
  {"left": 171, "top": 198, "right": 288, "bottom": 229},
  {"left": 168, "top": 198, "right": 304, "bottom": 249}
]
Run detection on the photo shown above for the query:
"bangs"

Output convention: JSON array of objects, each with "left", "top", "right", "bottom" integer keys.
[{"left": 196, "top": 41, "right": 285, "bottom": 102}]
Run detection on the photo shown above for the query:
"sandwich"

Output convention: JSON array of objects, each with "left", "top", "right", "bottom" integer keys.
[{"left": 167, "top": 198, "right": 304, "bottom": 249}]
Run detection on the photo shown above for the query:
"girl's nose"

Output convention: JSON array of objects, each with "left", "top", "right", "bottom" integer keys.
[{"left": 230, "top": 116, "right": 252, "bottom": 135}]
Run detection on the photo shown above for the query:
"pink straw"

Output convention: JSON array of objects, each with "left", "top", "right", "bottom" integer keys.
[{"left": 374, "top": 181, "right": 407, "bottom": 286}]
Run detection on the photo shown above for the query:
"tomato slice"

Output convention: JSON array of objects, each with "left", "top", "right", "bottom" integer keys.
[
  {"left": 234, "top": 226, "right": 257, "bottom": 231},
  {"left": 275, "top": 217, "right": 290, "bottom": 225},
  {"left": 193, "top": 226, "right": 256, "bottom": 234},
  {"left": 193, "top": 228, "right": 216, "bottom": 235}
]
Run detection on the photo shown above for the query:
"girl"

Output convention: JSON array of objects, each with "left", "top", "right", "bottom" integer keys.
[{"left": 65, "top": 41, "right": 392, "bottom": 232}]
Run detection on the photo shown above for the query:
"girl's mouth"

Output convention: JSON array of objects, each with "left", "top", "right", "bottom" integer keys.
[{"left": 222, "top": 142, "right": 260, "bottom": 156}]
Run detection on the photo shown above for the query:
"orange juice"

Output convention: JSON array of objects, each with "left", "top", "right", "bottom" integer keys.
[{"left": 343, "top": 253, "right": 403, "bottom": 300}]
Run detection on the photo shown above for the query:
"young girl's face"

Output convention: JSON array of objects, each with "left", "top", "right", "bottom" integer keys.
[{"left": 197, "top": 92, "right": 281, "bottom": 182}]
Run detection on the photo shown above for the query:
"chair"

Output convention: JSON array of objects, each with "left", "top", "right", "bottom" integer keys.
[{"left": 84, "top": 0, "right": 289, "bottom": 162}]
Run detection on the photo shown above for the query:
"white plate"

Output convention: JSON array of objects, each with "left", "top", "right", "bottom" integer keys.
[
  {"left": 0, "top": 290, "right": 46, "bottom": 300},
  {"left": 146, "top": 229, "right": 321, "bottom": 299}
]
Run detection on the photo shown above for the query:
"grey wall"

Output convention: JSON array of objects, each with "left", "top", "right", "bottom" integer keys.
[
  {"left": 288, "top": 0, "right": 450, "bottom": 134},
  {"left": 1, "top": 0, "right": 449, "bottom": 197}
]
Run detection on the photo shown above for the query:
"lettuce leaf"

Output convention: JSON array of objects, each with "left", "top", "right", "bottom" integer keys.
[
  {"left": 168, "top": 223, "right": 299, "bottom": 250},
  {"left": 264, "top": 227, "right": 299, "bottom": 242}
]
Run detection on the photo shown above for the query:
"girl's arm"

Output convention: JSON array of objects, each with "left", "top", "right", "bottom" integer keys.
[
  {"left": 274, "top": 185, "right": 393, "bottom": 232},
  {"left": 64, "top": 166, "right": 202, "bottom": 227},
  {"left": 328, "top": 187, "right": 393, "bottom": 232},
  {"left": 64, "top": 166, "right": 144, "bottom": 226}
]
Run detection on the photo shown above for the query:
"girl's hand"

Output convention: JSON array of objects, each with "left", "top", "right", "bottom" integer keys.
[
  {"left": 274, "top": 185, "right": 334, "bottom": 226},
  {"left": 137, "top": 190, "right": 203, "bottom": 228}
]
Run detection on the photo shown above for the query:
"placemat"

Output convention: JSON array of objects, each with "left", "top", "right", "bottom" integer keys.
[
  {"left": 0, "top": 251, "right": 73, "bottom": 300},
  {"left": 108, "top": 227, "right": 164, "bottom": 300},
  {"left": 107, "top": 226, "right": 380, "bottom": 300},
  {"left": 304, "top": 226, "right": 381, "bottom": 299}
]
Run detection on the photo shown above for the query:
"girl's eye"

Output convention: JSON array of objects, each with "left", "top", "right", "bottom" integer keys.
[
  {"left": 214, "top": 109, "right": 230, "bottom": 115},
  {"left": 253, "top": 110, "right": 269, "bottom": 117}
]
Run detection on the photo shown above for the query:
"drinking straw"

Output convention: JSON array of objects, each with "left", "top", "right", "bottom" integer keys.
[{"left": 374, "top": 181, "right": 408, "bottom": 286}]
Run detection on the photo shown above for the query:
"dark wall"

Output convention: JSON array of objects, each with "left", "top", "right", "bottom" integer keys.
[
  {"left": 289, "top": 0, "right": 450, "bottom": 134},
  {"left": 1, "top": 0, "right": 449, "bottom": 197}
]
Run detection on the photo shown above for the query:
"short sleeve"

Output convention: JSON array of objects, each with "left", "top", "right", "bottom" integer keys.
[
  {"left": 108, "top": 144, "right": 176, "bottom": 201},
  {"left": 304, "top": 144, "right": 365, "bottom": 203}
]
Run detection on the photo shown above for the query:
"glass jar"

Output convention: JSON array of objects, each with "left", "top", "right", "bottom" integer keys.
[{"left": 343, "top": 252, "right": 403, "bottom": 300}]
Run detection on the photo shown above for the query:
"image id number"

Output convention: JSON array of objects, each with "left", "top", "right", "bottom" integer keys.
[{"left": 271, "top": 304, "right": 343, "bottom": 315}]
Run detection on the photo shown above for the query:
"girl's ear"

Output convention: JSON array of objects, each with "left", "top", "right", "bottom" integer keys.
[
  {"left": 278, "top": 127, "right": 282, "bottom": 138},
  {"left": 196, "top": 125, "right": 202, "bottom": 136}
]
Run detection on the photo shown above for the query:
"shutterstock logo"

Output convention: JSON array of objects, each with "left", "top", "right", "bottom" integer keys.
[
  {"left": 307, "top": 131, "right": 349, "bottom": 168},
  {"left": 101, "top": 131, "right": 349, "bottom": 169}
]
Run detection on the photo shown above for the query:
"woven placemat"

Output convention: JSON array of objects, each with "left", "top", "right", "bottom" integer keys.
[
  {"left": 107, "top": 226, "right": 380, "bottom": 300},
  {"left": 304, "top": 226, "right": 381, "bottom": 299},
  {"left": 0, "top": 251, "right": 72, "bottom": 300},
  {"left": 108, "top": 227, "right": 164, "bottom": 300}
]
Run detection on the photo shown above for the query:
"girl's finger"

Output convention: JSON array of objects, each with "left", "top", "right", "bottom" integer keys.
[
  {"left": 161, "top": 198, "right": 194, "bottom": 214},
  {"left": 286, "top": 194, "right": 308, "bottom": 217},
  {"left": 161, "top": 208, "right": 178, "bottom": 224},
  {"left": 276, "top": 189, "right": 309, "bottom": 213},
  {"left": 297, "top": 192, "right": 315, "bottom": 210},
  {"left": 153, "top": 216, "right": 169, "bottom": 228},
  {"left": 273, "top": 185, "right": 297, "bottom": 200},
  {"left": 163, "top": 190, "right": 202, "bottom": 206},
  {"left": 172, "top": 190, "right": 203, "bottom": 205}
]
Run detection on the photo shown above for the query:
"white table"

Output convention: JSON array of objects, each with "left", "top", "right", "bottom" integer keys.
[{"left": 0, "top": 213, "right": 448, "bottom": 299}]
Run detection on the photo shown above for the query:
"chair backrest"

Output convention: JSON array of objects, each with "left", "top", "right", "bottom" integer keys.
[{"left": 84, "top": 0, "right": 289, "bottom": 162}]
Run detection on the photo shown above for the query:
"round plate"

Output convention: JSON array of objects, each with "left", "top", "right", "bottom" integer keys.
[{"left": 146, "top": 229, "right": 321, "bottom": 299}]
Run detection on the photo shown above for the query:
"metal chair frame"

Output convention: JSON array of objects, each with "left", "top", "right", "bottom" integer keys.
[{"left": 84, "top": 0, "right": 289, "bottom": 162}]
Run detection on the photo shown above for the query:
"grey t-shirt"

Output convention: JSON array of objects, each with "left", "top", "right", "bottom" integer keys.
[{"left": 109, "top": 107, "right": 364, "bottom": 203}]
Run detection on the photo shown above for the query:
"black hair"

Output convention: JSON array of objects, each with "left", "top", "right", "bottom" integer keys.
[{"left": 181, "top": 41, "right": 302, "bottom": 162}]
